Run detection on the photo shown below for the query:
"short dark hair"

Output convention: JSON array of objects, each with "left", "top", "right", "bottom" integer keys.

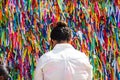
[{"left": 50, "top": 21, "right": 72, "bottom": 42}]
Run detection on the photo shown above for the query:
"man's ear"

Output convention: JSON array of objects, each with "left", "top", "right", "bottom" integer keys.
[
  {"left": 49, "top": 39, "right": 54, "bottom": 50},
  {"left": 68, "top": 38, "right": 72, "bottom": 44},
  {"left": 0, "top": 76, "right": 4, "bottom": 80},
  {"left": 49, "top": 39, "right": 53, "bottom": 45},
  {"left": 50, "top": 39, "right": 57, "bottom": 48}
]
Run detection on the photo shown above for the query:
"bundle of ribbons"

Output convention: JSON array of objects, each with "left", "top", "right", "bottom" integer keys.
[{"left": 0, "top": 0, "right": 120, "bottom": 80}]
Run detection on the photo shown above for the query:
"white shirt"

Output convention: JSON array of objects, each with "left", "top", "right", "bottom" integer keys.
[{"left": 34, "top": 43, "right": 92, "bottom": 80}]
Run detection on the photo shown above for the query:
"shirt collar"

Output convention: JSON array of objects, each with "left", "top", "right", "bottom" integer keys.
[{"left": 52, "top": 43, "right": 74, "bottom": 51}]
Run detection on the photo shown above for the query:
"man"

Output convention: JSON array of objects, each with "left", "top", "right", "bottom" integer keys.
[
  {"left": 0, "top": 65, "right": 9, "bottom": 80},
  {"left": 34, "top": 21, "right": 92, "bottom": 80}
]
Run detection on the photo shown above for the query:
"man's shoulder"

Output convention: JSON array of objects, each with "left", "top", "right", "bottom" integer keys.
[
  {"left": 36, "top": 51, "right": 53, "bottom": 67},
  {"left": 40, "top": 51, "right": 53, "bottom": 60},
  {"left": 73, "top": 49, "right": 84, "bottom": 55},
  {"left": 73, "top": 49, "right": 88, "bottom": 59}
]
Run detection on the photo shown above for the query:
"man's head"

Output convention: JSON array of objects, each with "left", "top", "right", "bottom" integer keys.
[
  {"left": 50, "top": 21, "right": 72, "bottom": 47},
  {"left": 0, "top": 65, "right": 9, "bottom": 80}
]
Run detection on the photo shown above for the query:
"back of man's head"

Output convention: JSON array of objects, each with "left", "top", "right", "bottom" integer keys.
[{"left": 50, "top": 21, "right": 72, "bottom": 43}]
